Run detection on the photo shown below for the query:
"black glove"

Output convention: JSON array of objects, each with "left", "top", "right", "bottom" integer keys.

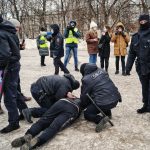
[
  {"left": 121, "top": 32, "right": 126, "bottom": 37},
  {"left": 126, "top": 70, "right": 131, "bottom": 75},
  {"left": 115, "top": 32, "right": 118, "bottom": 35}
]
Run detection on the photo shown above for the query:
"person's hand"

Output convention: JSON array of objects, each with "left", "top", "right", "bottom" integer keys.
[
  {"left": 121, "top": 32, "right": 126, "bottom": 37},
  {"left": 67, "top": 92, "right": 76, "bottom": 99}
]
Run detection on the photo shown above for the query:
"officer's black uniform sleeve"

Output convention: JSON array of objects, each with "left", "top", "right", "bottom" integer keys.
[
  {"left": 8, "top": 34, "right": 20, "bottom": 63},
  {"left": 126, "top": 36, "right": 137, "bottom": 72},
  {"left": 80, "top": 81, "right": 91, "bottom": 109}
]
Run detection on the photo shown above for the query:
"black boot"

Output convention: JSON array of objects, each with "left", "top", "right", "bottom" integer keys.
[
  {"left": 137, "top": 105, "right": 150, "bottom": 114},
  {"left": 20, "top": 137, "right": 39, "bottom": 150},
  {"left": 0, "top": 124, "right": 20, "bottom": 134},
  {"left": 115, "top": 70, "right": 119, "bottom": 74},
  {"left": 0, "top": 104, "right": 4, "bottom": 114},
  {"left": 11, "top": 134, "right": 32, "bottom": 148},
  {"left": 104, "top": 110, "right": 112, "bottom": 119},
  {"left": 95, "top": 116, "right": 109, "bottom": 133},
  {"left": 122, "top": 71, "right": 126, "bottom": 76},
  {"left": 75, "top": 66, "right": 79, "bottom": 72},
  {"left": 22, "top": 108, "right": 33, "bottom": 123}
]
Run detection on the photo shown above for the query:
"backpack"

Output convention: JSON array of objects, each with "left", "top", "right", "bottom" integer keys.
[{"left": 0, "top": 34, "right": 11, "bottom": 67}]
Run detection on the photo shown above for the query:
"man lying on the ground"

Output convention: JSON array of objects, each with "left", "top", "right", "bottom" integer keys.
[
  {"left": 80, "top": 63, "right": 121, "bottom": 132},
  {"left": 11, "top": 95, "right": 81, "bottom": 149},
  {"left": 22, "top": 74, "right": 80, "bottom": 123}
]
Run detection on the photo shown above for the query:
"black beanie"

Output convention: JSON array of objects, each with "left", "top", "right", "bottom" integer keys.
[
  {"left": 0, "top": 14, "right": 3, "bottom": 23},
  {"left": 80, "top": 63, "right": 88, "bottom": 76},
  {"left": 139, "top": 14, "right": 149, "bottom": 22}
]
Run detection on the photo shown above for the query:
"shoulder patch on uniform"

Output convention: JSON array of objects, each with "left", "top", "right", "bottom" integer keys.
[{"left": 91, "top": 70, "right": 103, "bottom": 79}]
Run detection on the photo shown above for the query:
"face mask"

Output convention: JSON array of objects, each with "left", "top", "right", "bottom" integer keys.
[{"left": 140, "top": 22, "right": 149, "bottom": 30}]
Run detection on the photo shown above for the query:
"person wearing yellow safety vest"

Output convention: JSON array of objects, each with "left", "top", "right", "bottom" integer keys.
[
  {"left": 64, "top": 21, "right": 81, "bottom": 71},
  {"left": 36, "top": 27, "right": 49, "bottom": 66}
]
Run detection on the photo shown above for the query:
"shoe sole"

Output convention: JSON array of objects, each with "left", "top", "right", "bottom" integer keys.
[{"left": 95, "top": 116, "right": 109, "bottom": 133}]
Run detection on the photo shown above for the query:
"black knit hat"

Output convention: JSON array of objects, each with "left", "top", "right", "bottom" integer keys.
[
  {"left": 80, "top": 63, "right": 88, "bottom": 76},
  {"left": 139, "top": 14, "right": 149, "bottom": 22},
  {"left": 72, "top": 80, "right": 80, "bottom": 90},
  {"left": 0, "top": 14, "right": 3, "bottom": 23}
]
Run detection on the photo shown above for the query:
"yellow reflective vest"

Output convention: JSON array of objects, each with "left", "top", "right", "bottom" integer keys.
[
  {"left": 39, "top": 35, "right": 48, "bottom": 49},
  {"left": 65, "top": 28, "right": 79, "bottom": 44}
]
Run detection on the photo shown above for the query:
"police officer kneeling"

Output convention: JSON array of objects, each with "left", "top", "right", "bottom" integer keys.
[
  {"left": 80, "top": 63, "right": 121, "bottom": 132},
  {"left": 11, "top": 96, "right": 81, "bottom": 149},
  {"left": 22, "top": 74, "right": 80, "bottom": 123}
]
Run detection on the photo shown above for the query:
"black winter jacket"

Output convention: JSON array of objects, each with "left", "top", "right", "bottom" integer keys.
[
  {"left": 0, "top": 20, "right": 20, "bottom": 66},
  {"left": 50, "top": 32, "right": 64, "bottom": 58},
  {"left": 98, "top": 32, "right": 111, "bottom": 58},
  {"left": 126, "top": 27, "right": 150, "bottom": 76},
  {"left": 80, "top": 64, "right": 121, "bottom": 109},
  {"left": 33, "top": 75, "right": 76, "bottom": 102}
]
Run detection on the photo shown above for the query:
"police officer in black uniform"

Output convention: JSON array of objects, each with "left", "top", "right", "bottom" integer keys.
[
  {"left": 80, "top": 63, "right": 121, "bottom": 132},
  {"left": 49, "top": 24, "right": 69, "bottom": 75},
  {"left": 126, "top": 14, "right": 150, "bottom": 114},
  {"left": 22, "top": 74, "right": 80, "bottom": 123}
]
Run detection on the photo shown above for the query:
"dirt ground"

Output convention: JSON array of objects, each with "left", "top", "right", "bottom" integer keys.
[{"left": 0, "top": 40, "right": 150, "bottom": 150}]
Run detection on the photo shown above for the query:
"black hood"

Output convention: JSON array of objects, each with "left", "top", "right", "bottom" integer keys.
[
  {"left": 0, "top": 20, "right": 16, "bottom": 34},
  {"left": 64, "top": 74, "right": 80, "bottom": 90},
  {"left": 82, "top": 63, "right": 98, "bottom": 76},
  {"left": 50, "top": 24, "right": 59, "bottom": 36}
]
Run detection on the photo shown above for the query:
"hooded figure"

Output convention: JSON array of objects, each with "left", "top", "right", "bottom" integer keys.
[
  {"left": 0, "top": 19, "right": 29, "bottom": 133},
  {"left": 126, "top": 14, "right": 150, "bottom": 114},
  {"left": 49, "top": 24, "right": 69, "bottom": 75},
  {"left": 80, "top": 63, "right": 121, "bottom": 132},
  {"left": 85, "top": 21, "right": 98, "bottom": 64},
  {"left": 111, "top": 22, "right": 130, "bottom": 75}
]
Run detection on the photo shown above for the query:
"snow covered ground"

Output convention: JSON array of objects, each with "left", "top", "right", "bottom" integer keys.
[{"left": 0, "top": 40, "right": 150, "bottom": 150}]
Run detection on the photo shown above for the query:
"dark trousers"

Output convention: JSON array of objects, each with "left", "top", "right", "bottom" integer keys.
[
  {"left": 100, "top": 57, "right": 109, "bottom": 71},
  {"left": 139, "top": 73, "right": 150, "bottom": 109},
  {"left": 3, "top": 62, "right": 27, "bottom": 125},
  {"left": 41, "top": 56, "right": 45, "bottom": 65},
  {"left": 54, "top": 57, "right": 69, "bottom": 75},
  {"left": 116, "top": 56, "right": 125, "bottom": 72},
  {"left": 84, "top": 103, "right": 116, "bottom": 124},
  {"left": 30, "top": 83, "right": 55, "bottom": 118},
  {"left": 26, "top": 100, "right": 79, "bottom": 146}
]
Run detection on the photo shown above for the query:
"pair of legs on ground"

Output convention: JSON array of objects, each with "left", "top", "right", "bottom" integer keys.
[
  {"left": 0, "top": 62, "right": 28, "bottom": 133},
  {"left": 100, "top": 57, "right": 109, "bottom": 72},
  {"left": 115, "top": 56, "right": 126, "bottom": 75},
  {"left": 84, "top": 102, "right": 117, "bottom": 132},
  {"left": 64, "top": 46, "right": 79, "bottom": 71},
  {"left": 11, "top": 100, "right": 79, "bottom": 149},
  {"left": 137, "top": 73, "right": 150, "bottom": 113}
]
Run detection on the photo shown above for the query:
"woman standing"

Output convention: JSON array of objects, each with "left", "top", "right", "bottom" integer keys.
[
  {"left": 85, "top": 21, "right": 98, "bottom": 64},
  {"left": 98, "top": 26, "right": 111, "bottom": 72}
]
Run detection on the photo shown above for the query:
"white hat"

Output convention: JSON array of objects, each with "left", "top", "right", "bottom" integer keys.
[
  {"left": 90, "top": 21, "right": 97, "bottom": 29},
  {"left": 9, "top": 18, "right": 20, "bottom": 27}
]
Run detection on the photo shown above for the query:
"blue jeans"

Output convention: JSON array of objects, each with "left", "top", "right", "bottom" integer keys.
[
  {"left": 64, "top": 46, "right": 78, "bottom": 67},
  {"left": 89, "top": 54, "right": 97, "bottom": 64}
]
